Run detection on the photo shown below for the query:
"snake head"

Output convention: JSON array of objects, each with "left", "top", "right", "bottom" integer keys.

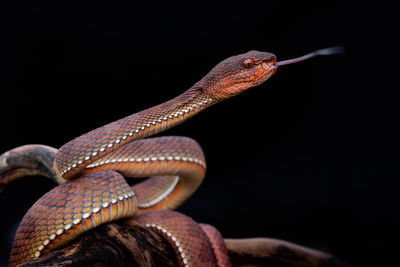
[{"left": 199, "top": 50, "right": 277, "bottom": 101}]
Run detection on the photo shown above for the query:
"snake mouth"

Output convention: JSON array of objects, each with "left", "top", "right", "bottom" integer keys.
[
  {"left": 261, "top": 57, "right": 278, "bottom": 78},
  {"left": 267, "top": 64, "right": 278, "bottom": 72},
  {"left": 261, "top": 54, "right": 277, "bottom": 71}
]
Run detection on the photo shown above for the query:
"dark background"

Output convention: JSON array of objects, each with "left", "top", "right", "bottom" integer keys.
[{"left": 0, "top": 1, "right": 398, "bottom": 266}]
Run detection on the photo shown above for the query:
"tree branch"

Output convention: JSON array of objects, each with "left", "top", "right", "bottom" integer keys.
[
  {"left": 19, "top": 218, "right": 177, "bottom": 267},
  {"left": 17, "top": 217, "right": 351, "bottom": 267},
  {"left": 225, "top": 238, "right": 352, "bottom": 267}
]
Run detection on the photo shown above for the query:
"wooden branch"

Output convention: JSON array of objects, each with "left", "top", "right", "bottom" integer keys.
[
  {"left": 225, "top": 238, "right": 353, "bottom": 267},
  {"left": 19, "top": 218, "right": 177, "bottom": 267},
  {"left": 0, "top": 145, "right": 60, "bottom": 192},
  {"left": 17, "top": 217, "right": 351, "bottom": 267}
]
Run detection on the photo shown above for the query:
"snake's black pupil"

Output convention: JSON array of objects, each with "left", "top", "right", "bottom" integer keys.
[{"left": 243, "top": 59, "right": 254, "bottom": 69}]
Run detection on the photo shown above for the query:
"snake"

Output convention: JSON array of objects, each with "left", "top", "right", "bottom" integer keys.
[{"left": 0, "top": 47, "right": 342, "bottom": 266}]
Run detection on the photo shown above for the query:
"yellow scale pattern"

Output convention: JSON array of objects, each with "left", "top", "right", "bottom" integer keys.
[
  {"left": 9, "top": 50, "right": 279, "bottom": 266},
  {"left": 85, "top": 136, "right": 207, "bottom": 211},
  {"left": 55, "top": 91, "right": 214, "bottom": 180},
  {"left": 86, "top": 136, "right": 206, "bottom": 172},
  {"left": 9, "top": 170, "right": 136, "bottom": 266},
  {"left": 137, "top": 210, "right": 217, "bottom": 267}
]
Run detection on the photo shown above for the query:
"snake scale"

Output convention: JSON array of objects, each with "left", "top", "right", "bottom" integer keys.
[{"left": 0, "top": 47, "right": 341, "bottom": 266}]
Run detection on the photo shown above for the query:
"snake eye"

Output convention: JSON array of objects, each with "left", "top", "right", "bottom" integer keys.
[{"left": 243, "top": 58, "right": 254, "bottom": 69}]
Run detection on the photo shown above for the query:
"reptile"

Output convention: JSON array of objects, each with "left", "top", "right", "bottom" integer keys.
[{"left": 0, "top": 47, "right": 342, "bottom": 266}]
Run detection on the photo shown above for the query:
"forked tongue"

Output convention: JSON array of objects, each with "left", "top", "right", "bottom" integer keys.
[{"left": 275, "top": 46, "right": 344, "bottom": 66}]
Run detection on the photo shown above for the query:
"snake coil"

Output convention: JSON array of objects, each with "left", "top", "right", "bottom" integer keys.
[{"left": 1, "top": 47, "right": 340, "bottom": 266}]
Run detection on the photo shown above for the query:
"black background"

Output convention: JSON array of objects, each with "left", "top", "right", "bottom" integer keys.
[{"left": 0, "top": 1, "right": 398, "bottom": 266}]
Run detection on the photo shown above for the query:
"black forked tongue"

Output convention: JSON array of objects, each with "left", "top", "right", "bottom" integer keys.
[{"left": 275, "top": 46, "right": 344, "bottom": 66}]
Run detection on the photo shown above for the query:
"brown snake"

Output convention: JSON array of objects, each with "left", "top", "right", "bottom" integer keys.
[{"left": 0, "top": 47, "right": 342, "bottom": 266}]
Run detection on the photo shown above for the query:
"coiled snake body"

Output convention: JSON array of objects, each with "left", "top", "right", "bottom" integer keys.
[
  {"left": 0, "top": 47, "right": 342, "bottom": 266},
  {"left": 1, "top": 46, "right": 341, "bottom": 266},
  {"left": 1, "top": 50, "right": 277, "bottom": 266}
]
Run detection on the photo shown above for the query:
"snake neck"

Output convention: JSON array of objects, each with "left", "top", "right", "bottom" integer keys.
[{"left": 54, "top": 86, "right": 215, "bottom": 179}]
